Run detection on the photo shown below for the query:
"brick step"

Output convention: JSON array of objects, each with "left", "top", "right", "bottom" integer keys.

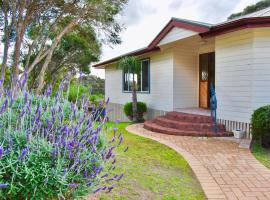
[
  {"left": 153, "top": 116, "right": 226, "bottom": 132},
  {"left": 166, "top": 112, "right": 213, "bottom": 123},
  {"left": 144, "top": 121, "right": 233, "bottom": 137}
]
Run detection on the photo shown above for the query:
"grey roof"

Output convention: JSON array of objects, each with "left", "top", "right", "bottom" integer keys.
[
  {"left": 217, "top": 6, "right": 270, "bottom": 25},
  {"left": 172, "top": 17, "right": 213, "bottom": 28}
]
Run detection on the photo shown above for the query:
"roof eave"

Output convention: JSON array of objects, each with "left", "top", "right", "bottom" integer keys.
[
  {"left": 92, "top": 47, "right": 160, "bottom": 68},
  {"left": 201, "top": 16, "right": 270, "bottom": 38}
]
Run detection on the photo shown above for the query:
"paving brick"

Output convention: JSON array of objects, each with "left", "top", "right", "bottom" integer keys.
[{"left": 127, "top": 124, "right": 270, "bottom": 200}]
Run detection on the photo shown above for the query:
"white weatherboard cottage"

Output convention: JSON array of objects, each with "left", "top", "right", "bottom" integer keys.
[{"left": 94, "top": 8, "right": 270, "bottom": 134}]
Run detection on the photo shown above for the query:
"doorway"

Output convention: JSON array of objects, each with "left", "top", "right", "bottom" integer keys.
[{"left": 199, "top": 52, "right": 215, "bottom": 109}]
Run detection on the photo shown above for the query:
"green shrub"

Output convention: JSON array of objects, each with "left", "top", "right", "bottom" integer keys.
[
  {"left": 251, "top": 105, "right": 270, "bottom": 147},
  {"left": 123, "top": 102, "right": 147, "bottom": 122},
  {"left": 67, "top": 83, "right": 89, "bottom": 102},
  {"left": 0, "top": 76, "right": 124, "bottom": 199}
]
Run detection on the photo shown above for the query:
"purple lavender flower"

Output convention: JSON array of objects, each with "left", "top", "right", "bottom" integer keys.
[
  {"left": 118, "top": 137, "right": 123, "bottom": 146},
  {"left": 0, "top": 184, "right": 8, "bottom": 189},
  {"left": 107, "top": 186, "right": 114, "bottom": 193},
  {"left": 18, "top": 148, "right": 27, "bottom": 161},
  {"left": 0, "top": 146, "right": 4, "bottom": 159},
  {"left": 101, "top": 173, "right": 109, "bottom": 178},
  {"left": 117, "top": 174, "right": 124, "bottom": 181},
  {"left": 93, "top": 187, "right": 101, "bottom": 194},
  {"left": 124, "top": 146, "right": 129, "bottom": 152}
]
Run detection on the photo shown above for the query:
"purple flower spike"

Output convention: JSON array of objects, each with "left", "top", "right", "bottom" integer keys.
[
  {"left": 124, "top": 147, "right": 129, "bottom": 152},
  {"left": 118, "top": 137, "right": 123, "bottom": 146},
  {"left": 118, "top": 174, "right": 124, "bottom": 181},
  {"left": 107, "top": 186, "right": 114, "bottom": 193},
  {"left": 0, "top": 146, "right": 4, "bottom": 159},
  {"left": 18, "top": 148, "right": 28, "bottom": 161},
  {"left": 93, "top": 187, "right": 101, "bottom": 194},
  {"left": 101, "top": 173, "right": 109, "bottom": 178},
  {"left": 0, "top": 184, "right": 8, "bottom": 189}
]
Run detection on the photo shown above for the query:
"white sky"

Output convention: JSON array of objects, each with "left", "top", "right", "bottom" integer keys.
[{"left": 91, "top": 0, "right": 262, "bottom": 78}]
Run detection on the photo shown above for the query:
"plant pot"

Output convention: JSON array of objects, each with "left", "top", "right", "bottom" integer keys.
[
  {"left": 262, "top": 132, "right": 270, "bottom": 148},
  {"left": 233, "top": 130, "right": 245, "bottom": 139}
]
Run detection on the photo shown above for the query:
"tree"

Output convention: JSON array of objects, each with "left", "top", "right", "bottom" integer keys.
[
  {"left": 0, "top": 0, "right": 127, "bottom": 93},
  {"left": 25, "top": 23, "right": 101, "bottom": 89},
  {"left": 118, "top": 56, "right": 141, "bottom": 122},
  {"left": 228, "top": 0, "right": 270, "bottom": 20}
]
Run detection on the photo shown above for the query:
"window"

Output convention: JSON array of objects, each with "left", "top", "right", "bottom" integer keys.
[{"left": 123, "top": 59, "right": 150, "bottom": 93}]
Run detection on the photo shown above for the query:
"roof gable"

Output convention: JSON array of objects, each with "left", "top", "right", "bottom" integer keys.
[
  {"left": 148, "top": 18, "right": 212, "bottom": 49},
  {"left": 158, "top": 27, "right": 198, "bottom": 46}
]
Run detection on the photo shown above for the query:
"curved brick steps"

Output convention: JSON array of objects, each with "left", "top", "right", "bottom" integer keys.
[
  {"left": 166, "top": 112, "right": 213, "bottom": 123},
  {"left": 144, "top": 112, "right": 233, "bottom": 137},
  {"left": 153, "top": 116, "right": 226, "bottom": 132}
]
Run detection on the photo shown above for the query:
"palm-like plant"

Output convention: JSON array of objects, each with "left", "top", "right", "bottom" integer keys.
[{"left": 118, "top": 56, "right": 141, "bottom": 122}]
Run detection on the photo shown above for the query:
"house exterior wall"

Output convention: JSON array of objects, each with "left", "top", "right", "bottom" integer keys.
[
  {"left": 215, "top": 27, "right": 270, "bottom": 134},
  {"left": 252, "top": 27, "right": 270, "bottom": 109},
  {"left": 105, "top": 48, "right": 174, "bottom": 121},
  {"left": 173, "top": 43, "right": 199, "bottom": 109},
  {"left": 215, "top": 29, "right": 254, "bottom": 124}
]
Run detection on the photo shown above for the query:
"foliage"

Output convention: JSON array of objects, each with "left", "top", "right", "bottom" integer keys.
[
  {"left": 228, "top": 0, "right": 270, "bottom": 19},
  {"left": 0, "top": 74, "right": 125, "bottom": 199},
  {"left": 118, "top": 57, "right": 142, "bottom": 122},
  {"left": 100, "top": 123, "right": 205, "bottom": 200},
  {"left": 251, "top": 105, "right": 270, "bottom": 140},
  {"left": 81, "top": 75, "right": 105, "bottom": 95},
  {"left": 118, "top": 56, "right": 141, "bottom": 75},
  {"left": 26, "top": 24, "right": 101, "bottom": 88},
  {"left": 124, "top": 102, "right": 147, "bottom": 122},
  {"left": 0, "top": 0, "right": 127, "bottom": 92},
  {"left": 252, "top": 142, "right": 270, "bottom": 169}
]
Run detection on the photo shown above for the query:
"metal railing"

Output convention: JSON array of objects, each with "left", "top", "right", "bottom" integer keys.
[{"left": 210, "top": 83, "right": 218, "bottom": 133}]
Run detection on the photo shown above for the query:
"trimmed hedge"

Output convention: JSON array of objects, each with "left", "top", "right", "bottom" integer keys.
[
  {"left": 123, "top": 102, "right": 147, "bottom": 122},
  {"left": 251, "top": 105, "right": 270, "bottom": 148}
]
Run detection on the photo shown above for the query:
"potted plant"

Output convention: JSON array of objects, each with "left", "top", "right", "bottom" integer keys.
[{"left": 233, "top": 129, "right": 245, "bottom": 139}]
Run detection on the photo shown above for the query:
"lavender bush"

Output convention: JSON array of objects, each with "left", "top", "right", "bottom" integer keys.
[{"left": 0, "top": 74, "right": 124, "bottom": 199}]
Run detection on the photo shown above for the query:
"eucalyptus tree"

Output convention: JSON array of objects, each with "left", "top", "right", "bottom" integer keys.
[
  {"left": 0, "top": 0, "right": 127, "bottom": 93},
  {"left": 25, "top": 24, "right": 101, "bottom": 88},
  {"left": 118, "top": 56, "right": 141, "bottom": 122}
]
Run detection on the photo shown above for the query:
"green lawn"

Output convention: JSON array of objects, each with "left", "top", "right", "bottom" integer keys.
[
  {"left": 252, "top": 142, "right": 270, "bottom": 169},
  {"left": 100, "top": 122, "right": 205, "bottom": 200}
]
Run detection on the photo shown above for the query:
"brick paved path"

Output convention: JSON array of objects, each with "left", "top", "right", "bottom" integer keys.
[{"left": 126, "top": 124, "right": 270, "bottom": 200}]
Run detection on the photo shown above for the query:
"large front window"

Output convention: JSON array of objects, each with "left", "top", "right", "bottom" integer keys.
[{"left": 123, "top": 59, "right": 150, "bottom": 93}]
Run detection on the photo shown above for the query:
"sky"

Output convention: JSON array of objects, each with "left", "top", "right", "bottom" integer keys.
[{"left": 91, "top": 0, "right": 262, "bottom": 78}]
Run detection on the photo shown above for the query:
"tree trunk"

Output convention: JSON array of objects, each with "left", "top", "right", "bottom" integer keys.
[
  {"left": 1, "top": 1, "right": 11, "bottom": 82},
  {"left": 132, "top": 74, "right": 138, "bottom": 122},
  {"left": 12, "top": 0, "right": 27, "bottom": 91},
  {"left": 36, "top": 20, "right": 77, "bottom": 94}
]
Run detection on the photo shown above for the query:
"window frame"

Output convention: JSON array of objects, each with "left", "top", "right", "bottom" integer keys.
[{"left": 122, "top": 58, "right": 150, "bottom": 94}]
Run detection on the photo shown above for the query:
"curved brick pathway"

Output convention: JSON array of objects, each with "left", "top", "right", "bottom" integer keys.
[{"left": 126, "top": 124, "right": 270, "bottom": 200}]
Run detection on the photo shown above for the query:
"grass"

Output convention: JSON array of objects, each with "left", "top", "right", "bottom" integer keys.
[
  {"left": 99, "top": 122, "right": 205, "bottom": 200},
  {"left": 252, "top": 142, "right": 270, "bottom": 169}
]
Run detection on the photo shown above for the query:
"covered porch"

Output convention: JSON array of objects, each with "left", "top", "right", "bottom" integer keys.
[{"left": 168, "top": 35, "right": 216, "bottom": 112}]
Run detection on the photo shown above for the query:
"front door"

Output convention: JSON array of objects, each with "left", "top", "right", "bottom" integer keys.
[{"left": 199, "top": 52, "right": 215, "bottom": 108}]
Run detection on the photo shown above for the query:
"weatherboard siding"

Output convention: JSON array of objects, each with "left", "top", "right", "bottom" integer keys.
[
  {"left": 252, "top": 27, "right": 270, "bottom": 110},
  {"left": 215, "top": 29, "right": 254, "bottom": 123},
  {"left": 105, "top": 48, "right": 174, "bottom": 121},
  {"left": 158, "top": 27, "right": 197, "bottom": 46},
  {"left": 173, "top": 44, "right": 199, "bottom": 109}
]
